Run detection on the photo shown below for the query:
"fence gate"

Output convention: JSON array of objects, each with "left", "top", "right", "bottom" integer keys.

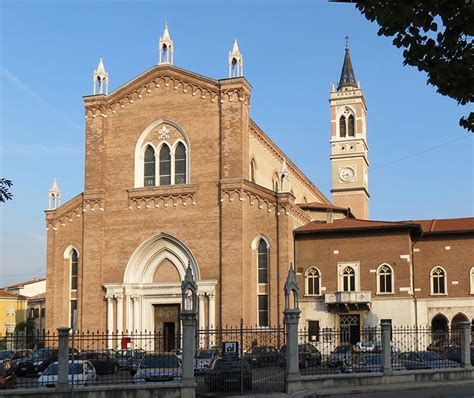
[{"left": 195, "top": 321, "right": 285, "bottom": 396}]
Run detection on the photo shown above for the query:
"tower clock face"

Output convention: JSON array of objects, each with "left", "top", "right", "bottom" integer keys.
[{"left": 339, "top": 167, "right": 355, "bottom": 182}]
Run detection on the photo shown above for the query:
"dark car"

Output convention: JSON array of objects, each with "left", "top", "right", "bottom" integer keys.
[
  {"left": 0, "top": 361, "right": 16, "bottom": 389},
  {"left": 279, "top": 343, "right": 322, "bottom": 369},
  {"left": 244, "top": 346, "right": 279, "bottom": 368},
  {"left": 116, "top": 349, "right": 145, "bottom": 369},
  {"left": 398, "top": 351, "right": 460, "bottom": 370},
  {"left": 0, "top": 350, "right": 31, "bottom": 369},
  {"left": 15, "top": 348, "right": 79, "bottom": 376},
  {"left": 427, "top": 339, "right": 459, "bottom": 353},
  {"left": 327, "top": 344, "right": 354, "bottom": 368},
  {"left": 205, "top": 358, "right": 252, "bottom": 392},
  {"left": 128, "top": 351, "right": 146, "bottom": 376},
  {"left": 79, "top": 351, "right": 118, "bottom": 375},
  {"left": 340, "top": 353, "right": 406, "bottom": 373},
  {"left": 443, "top": 347, "right": 474, "bottom": 365}
]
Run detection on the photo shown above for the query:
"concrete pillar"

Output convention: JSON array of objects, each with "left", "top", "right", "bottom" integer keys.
[
  {"left": 198, "top": 294, "right": 205, "bottom": 331},
  {"left": 208, "top": 293, "right": 215, "bottom": 328},
  {"left": 381, "top": 322, "right": 392, "bottom": 374},
  {"left": 284, "top": 308, "right": 301, "bottom": 390},
  {"left": 133, "top": 296, "right": 140, "bottom": 332},
  {"left": 106, "top": 295, "right": 114, "bottom": 348},
  {"left": 116, "top": 294, "right": 123, "bottom": 334},
  {"left": 180, "top": 311, "right": 197, "bottom": 397},
  {"left": 460, "top": 322, "right": 472, "bottom": 368},
  {"left": 125, "top": 293, "right": 132, "bottom": 332},
  {"left": 57, "top": 327, "right": 70, "bottom": 390}
]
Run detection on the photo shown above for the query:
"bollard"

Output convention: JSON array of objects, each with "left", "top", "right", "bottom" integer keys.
[
  {"left": 460, "top": 322, "right": 472, "bottom": 369},
  {"left": 284, "top": 308, "right": 301, "bottom": 381},
  {"left": 381, "top": 322, "right": 392, "bottom": 375},
  {"left": 56, "top": 327, "right": 70, "bottom": 390}
]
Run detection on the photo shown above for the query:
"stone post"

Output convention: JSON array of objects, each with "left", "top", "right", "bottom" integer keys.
[
  {"left": 460, "top": 322, "right": 472, "bottom": 369},
  {"left": 57, "top": 327, "right": 70, "bottom": 390},
  {"left": 381, "top": 322, "right": 392, "bottom": 374},
  {"left": 283, "top": 264, "right": 302, "bottom": 394}
]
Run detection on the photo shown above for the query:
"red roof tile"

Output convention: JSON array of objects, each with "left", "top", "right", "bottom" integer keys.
[
  {"left": 297, "top": 202, "right": 349, "bottom": 211},
  {"left": 0, "top": 290, "right": 26, "bottom": 299},
  {"left": 295, "top": 218, "right": 421, "bottom": 234},
  {"left": 403, "top": 217, "right": 474, "bottom": 234}
]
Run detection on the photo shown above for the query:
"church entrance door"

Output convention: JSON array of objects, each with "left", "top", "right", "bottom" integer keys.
[{"left": 154, "top": 304, "right": 180, "bottom": 351}]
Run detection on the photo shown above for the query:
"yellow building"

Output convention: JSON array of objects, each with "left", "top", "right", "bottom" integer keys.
[{"left": 0, "top": 290, "right": 27, "bottom": 336}]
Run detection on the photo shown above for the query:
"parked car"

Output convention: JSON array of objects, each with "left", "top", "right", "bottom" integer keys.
[
  {"left": 244, "top": 346, "right": 279, "bottom": 368},
  {"left": 327, "top": 344, "right": 354, "bottom": 368},
  {"left": 132, "top": 353, "right": 181, "bottom": 384},
  {"left": 79, "top": 351, "right": 118, "bottom": 375},
  {"left": 354, "top": 341, "right": 379, "bottom": 353},
  {"left": 0, "top": 361, "right": 16, "bottom": 389},
  {"left": 194, "top": 349, "right": 218, "bottom": 374},
  {"left": 37, "top": 360, "right": 97, "bottom": 388},
  {"left": 279, "top": 343, "right": 322, "bottom": 369},
  {"left": 443, "top": 347, "right": 474, "bottom": 365},
  {"left": 128, "top": 351, "right": 146, "bottom": 376},
  {"left": 115, "top": 349, "right": 145, "bottom": 369},
  {"left": 171, "top": 349, "right": 182, "bottom": 362},
  {"left": 340, "top": 353, "right": 406, "bottom": 373},
  {"left": 15, "top": 348, "right": 79, "bottom": 377},
  {"left": 0, "top": 350, "right": 31, "bottom": 368},
  {"left": 398, "top": 351, "right": 461, "bottom": 370},
  {"left": 205, "top": 358, "right": 252, "bottom": 392},
  {"left": 427, "top": 339, "right": 459, "bottom": 353}
]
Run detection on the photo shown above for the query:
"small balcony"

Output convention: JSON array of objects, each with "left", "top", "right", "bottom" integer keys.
[{"left": 324, "top": 291, "right": 371, "bottom": 312}]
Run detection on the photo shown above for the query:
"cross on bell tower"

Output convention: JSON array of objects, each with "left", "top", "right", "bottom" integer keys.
[
  {"left": 159, "top": 22, "right": 174, "bottom": 65},
  {"left": 329, "top": 39, "right": 369, "bottom": 219}
]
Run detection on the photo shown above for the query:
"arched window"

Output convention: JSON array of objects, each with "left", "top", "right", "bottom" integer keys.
[
  {"left": 159, "top": 144, "right": 171, "bottom": 185},
  {"left": 306, "top": 267, "right": 321, "bottom": 296},
  {"left": 70, "top": 249, "right": 78, "bottom": 290},
  {"left": 377, "top": 264, "right": 393, "bottom": 294},
  {"left": 143, "top": 145, "right": 156, "bottom": 186},
  {"left": 272, "top": 176, "right": 279, "bottom": 192},
  {"left": 250, "top": 159, "right": 256, "bottom": 183},
  {"left": 258, "top": 239, "right": 268, "bottom": 284},
  {"left": 431, "top": 267, "right": 447, "bottom": 294},
  {"left": 342, "top": 266, "right": 355, "bottom": 292},
  {"left": 348, "top": 114, "right": 355, "bottom": 137},
  {"left": 339, "top": 116, "right": 346, "bottom": 138},
  {"left": 174, "top": 142, "right": 187, "bottom": 184}
]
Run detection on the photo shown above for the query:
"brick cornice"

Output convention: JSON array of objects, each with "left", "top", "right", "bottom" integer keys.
[{"left": 127, "top": 184, "right": 197, "bottom": 209}]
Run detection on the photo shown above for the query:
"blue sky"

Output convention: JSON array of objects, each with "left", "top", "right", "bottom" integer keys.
[{"left": 0, "top": 0, "right": 472, "bottom": 287}]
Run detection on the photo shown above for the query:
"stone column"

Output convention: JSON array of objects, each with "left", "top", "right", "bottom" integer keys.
[
  {"left": 198, "top": 294, "right": 206, "bottom": 331},
  {"left": 125, "top": 293, "right": 132, "bottom": 332},
  {"left": 57, "top": 327, "right": 70, "bottom": 390},
  {"left": 284, "top": 308, "right": 301, "bottom": 392},
  {"left": 381, "top": 322, "right": 392, "bottom": 374},
  {"left": 116, "top": 294, "right": 123, "bottom": 334},
  {"left": 460, "top": 322, "right": 472, "bottom": 368},
  {"left": 208, "top": 293, "right": 216, "bottom": 329},
  {"left": 180, "top": 311, "right": 197, "bottom": 397},
  {"left": 133, "top": 295, "right": 141, "bottom": 333},
  {"left": 106, "top": 295, "right": 114, "bottom": 349}
]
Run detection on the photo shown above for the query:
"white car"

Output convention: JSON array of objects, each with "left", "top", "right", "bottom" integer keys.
[{"left": 37, "top": 360, "right": 97, "bottom": 388}]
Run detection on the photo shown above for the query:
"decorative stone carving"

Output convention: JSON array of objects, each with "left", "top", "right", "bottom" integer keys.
[{"left": 157, "top": 125, "right": 171, "bottom": 140}]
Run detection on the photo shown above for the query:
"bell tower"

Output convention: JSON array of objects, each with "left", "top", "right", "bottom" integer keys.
[
  {"left": 330, "top": 40, "right": 369, "bottom": 219},
  {"left": 159, "top": 23, "right": 174, "bottom": 65}
]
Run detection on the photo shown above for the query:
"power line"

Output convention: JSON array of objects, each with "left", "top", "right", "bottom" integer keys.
[{"left": 372, "top": 135, "right": 472, "bottom": 170}]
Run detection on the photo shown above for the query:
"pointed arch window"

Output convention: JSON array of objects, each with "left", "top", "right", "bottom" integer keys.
[
  {"left": 159, "top": 144, "right": 171, "bottom": 185},
  {"left": 306, "top": 267, "right": 321, "bottom": 296},
  {"left": 348, "top": 114, "right": 355, "bottom": 137},
  {"left": 144, "top": 145, "right": 156, "bottom": 186},
  {"left": 342, "top": 266, "right": 355, "bottom": 292},
  {"left": 377, "top": 264, "right": 393, "bottom": 294},
  {"left": 339, "top": 116, "right": 347, "bottom": 138},
  {"left": 250, "top": 159, "right": 256, "bottom": 183},
  {"left": 258, "top": 239, "right": 268, "bottom": 284},
  {"left": 70, "top": 249, "right": 78, "bottom": 290},
  {"left": 431, "top": 267, "right": 446, "bottom": 295},
  {"left": 174, "top": 142, "right": 187, "bottom": 184}
]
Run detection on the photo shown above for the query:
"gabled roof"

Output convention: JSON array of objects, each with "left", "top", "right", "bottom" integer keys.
[
  {"left": 406, "top": 217, "right": 474, "bottom": 235},
  {"left": 3, "top": 278, "right": 45, "bottom": 290},
  {"left": 295, "top": 218, "right": 422, "bottom": 235}
]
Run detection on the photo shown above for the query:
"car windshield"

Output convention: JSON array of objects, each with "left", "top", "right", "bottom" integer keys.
[
  {"left": 140, "top": 355, "right": 179, "bottom": 369},
  {"left": 32, "top": 349, "right": 54, "bottom": 359},
  {"left": 334, "top": 346, "right": 351, "bottom": 354},
  {"left": 116, "top": 351, "right": 132, "bottom": 358},
  {"left": 43, "top": 363, "right": 84, "bottom": 376},
  {"left": 419, "top": 352, "right": 442, "bottom": 361},
  {"left": 0, "top": 351, "right": 12, "bottom": 360},
  {"left": 195, "top": 350, "right": 213, "bottom": 359}
]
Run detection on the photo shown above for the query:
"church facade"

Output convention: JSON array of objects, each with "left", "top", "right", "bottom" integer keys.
[{"left": 45, "top": 26, "right": 474, "bottom": 341}]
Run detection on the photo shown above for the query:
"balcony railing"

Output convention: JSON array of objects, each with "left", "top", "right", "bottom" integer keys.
[{"left": 324, "top": 291, "right": 371, "bottom": 309}]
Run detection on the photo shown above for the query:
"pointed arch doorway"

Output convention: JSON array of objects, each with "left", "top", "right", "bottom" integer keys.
[{"left": 104, "top": 233, "right": 217, "bottom": 341}]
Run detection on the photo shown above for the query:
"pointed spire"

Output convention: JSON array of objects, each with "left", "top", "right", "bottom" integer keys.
[
  {"left": 228, "top": 39, "right": 243, "bottom": 78},
  {"left": 48, "top": 178, "right": 61, "bottom": 210},
  {"left": 278, "top": 158, "right": 291, "bottom": 193},
  {"left": 337, "top": 38, "right": 357, "bottom": 91},
  {"left": 93, "top": 58, "right": 109, "bottom": 95},
  {"left": 159, "top": 22, "right": 174, "bottom": 65}
]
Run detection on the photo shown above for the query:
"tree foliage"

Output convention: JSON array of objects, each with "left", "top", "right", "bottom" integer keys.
[
  {"left": 353, "top": 0, "right": 473, "bottom": 132},
  {"left": 0, "top": 178, "right": 13, "bottom": 203}
]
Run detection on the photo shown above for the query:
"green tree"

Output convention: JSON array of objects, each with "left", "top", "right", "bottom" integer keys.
[
  {"left": 347, "top": 0, "right": 473, "bottom": 132},
  {"left": 0, "top": 178, "right": 13, "bottom": 203}
]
